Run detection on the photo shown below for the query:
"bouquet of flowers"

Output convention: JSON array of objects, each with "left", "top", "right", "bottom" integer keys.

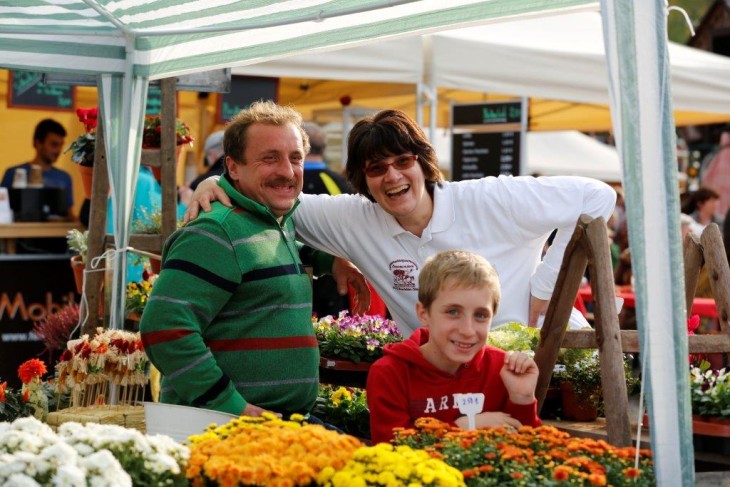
[
  {"left": 316, "top": 442, "right": 465, "bottom": 487},
  {"left": 393, "top": 417, "right": 655, "bottom": 486},
  {"left": 690, "top": 364, "right": 730, "bottom": 419},
  {"left": 187, "top": 413, "right": 362, "bottom": 486},
  {"left": 142, "top": 115, "right": 194, "bottom": 149},
  {"left": 0, "top": 416, "right": 189, "bottom": 487},
  {"left": 314, "top": 312, "right": 403, "bottom": 363},
  {"left": 312, "top": 385, "right": 370, "bottom": 439},
  {"left": 65, "top": 107, "right": 98, "bottom": 167},
  {"left": 55, "top": 328, "right": 148, "bottom": 407}
]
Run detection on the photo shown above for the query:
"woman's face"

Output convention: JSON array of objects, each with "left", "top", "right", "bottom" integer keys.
[
  {"left": 364, "top": 153, "right": 432, "bottom": 226},
  {"left": 699, "top": 198, "right": 718, "bottom": 219}
]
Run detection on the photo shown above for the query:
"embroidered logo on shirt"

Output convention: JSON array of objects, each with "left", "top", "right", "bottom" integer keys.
[{"left": 389, "top": 259, "right": 418, "bottom": 291}]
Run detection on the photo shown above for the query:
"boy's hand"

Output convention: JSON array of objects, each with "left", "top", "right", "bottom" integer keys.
[
  {"left": 500, "top": 351, "right": 539, "bottom": 405},
  {"left": 455, "top": 411, "right": 522, "bottom": 429},
  {"left": 184, "top": 176, "right": 230, "bottom": 223}
]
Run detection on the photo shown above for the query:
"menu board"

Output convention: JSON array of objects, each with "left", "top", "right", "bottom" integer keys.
[
  {"left": 451, "top": 100, "right": 525, "bottom": 181},
  {"left": 8, "top": 70, "right": 74, "bottom": 111},
  {"left": 217, "top": 76, "right": 278, "bottom": 123}
]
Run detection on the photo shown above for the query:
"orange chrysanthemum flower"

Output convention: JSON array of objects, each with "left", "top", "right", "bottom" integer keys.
[
  {"left": 624, "top": 467, "right": 641, "bottom": 478},
  {"left": 18, "top": 358, "right": 47, "bottom": 384},
  {"left": 552, "top": 465, "right": 573, "bottom": 482}
]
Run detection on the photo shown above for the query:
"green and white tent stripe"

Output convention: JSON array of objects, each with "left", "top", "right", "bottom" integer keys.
[
  {"left": 1, "top": 0, "right": 596, "bottom": 79},
  {"left": 602, "top": 0, "right": 693, "bottom": 484}
]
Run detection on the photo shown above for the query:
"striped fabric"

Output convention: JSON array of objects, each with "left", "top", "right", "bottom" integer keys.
[
  {"left": 140, "top": 175, "right": 323, "bottom": 416},
  {"left": 0, "top": 1, "right": 595, "bottom": 80}
]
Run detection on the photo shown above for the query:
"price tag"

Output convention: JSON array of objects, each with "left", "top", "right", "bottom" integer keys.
[{"left": 454, "top": 393, "right": 485, "bottom": 430}]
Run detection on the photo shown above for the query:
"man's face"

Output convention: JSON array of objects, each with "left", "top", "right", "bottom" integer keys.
[
  {"left": 226, "top": 123, "right": 304, "bottom": 218},
  {"left": 34, "top": 133, "right": 65, "bottom": 165}
]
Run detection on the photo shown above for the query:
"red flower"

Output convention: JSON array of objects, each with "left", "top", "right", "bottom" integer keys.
[
  {"left": 17, "top": 358, "right": 47, "bottom": 384},
  {"left": 623, "top": 467, "right": 641, "bottom": 479},
  {"left": 22, "top": 388, "right": 30, "bottom": 402},
  {"left": 76, "top": 107, "right": 98, "bottom": 133},
  {"left": 0, "top": 381, "right": 6, "bottom": 403},
  {"left": 687, "top": 314, "right": 700, "bottom": 335}
]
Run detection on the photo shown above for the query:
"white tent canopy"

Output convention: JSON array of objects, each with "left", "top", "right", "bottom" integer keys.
[{"left": 234, "top": 10, "right": 730, "bottom": 116}]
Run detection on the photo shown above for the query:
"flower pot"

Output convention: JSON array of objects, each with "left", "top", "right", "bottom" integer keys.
[
  {"left": 70, "top": 255, "right": 85, "bottom": 294},
  {"left": 560, "top": 381, "right": 599, "bottom": 421},
  {"left": 77, "top": 165, "right": 94, "bottom": 199},
  {"left": 320, "top": 356, "right": 372, "bottom": 372}
]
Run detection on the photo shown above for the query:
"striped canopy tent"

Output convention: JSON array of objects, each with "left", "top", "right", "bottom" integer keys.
[{"left": 0, "top": 1, "right": 697, "bottom": 483}]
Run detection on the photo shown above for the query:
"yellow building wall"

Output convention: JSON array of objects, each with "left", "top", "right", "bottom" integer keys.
[{"left": 0, "top": 70, "right": 225, "bottom": 218}]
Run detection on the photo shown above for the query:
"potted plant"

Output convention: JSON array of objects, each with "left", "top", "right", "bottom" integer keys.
[
  {"left": 141, "top": 115, "right": 194, "bottom": 182},
  {"left": 66, "top": 229, "right": 88, "bottom": 294},
  {"left": 313, "top": 312, "right": 403, "bottom": 369},
  {"left": 65, "top": 108, "right": 98, "bottom": 198},
  {"left": 312, "top": 385, "right": 371, "bottom": 440},
  {"left": 125, "top": 273, "right": 156, "bottom": 321}
]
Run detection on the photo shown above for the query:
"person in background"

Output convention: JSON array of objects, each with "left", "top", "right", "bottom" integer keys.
[
  {"left": 140, "top": 101, "right": 369, "bottom": 418},
  {"left": 682, "top": 187, "right": 722, "bottom": 237},
  {"left": 189, "top": 130, "right": 225, "bottom": 191},
  {"left": 367, "top": 249, "right": 541, "bottom": 443},
  {"left": 700, "top": 129, "right": 730, "bottom": 219},
  {"left": 187, "top": 109, "right": 616, "bottom": 336},
  {"left": 1, "top": 118, "right": 74, "bottom": 219}
]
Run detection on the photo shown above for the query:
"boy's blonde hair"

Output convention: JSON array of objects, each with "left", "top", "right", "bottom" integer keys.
[
  {"left": 418, "top": 250, "right": 501, "bottom": 312},
  {"left": 224, "top": 100, "right": 310, "bottom": 165}
]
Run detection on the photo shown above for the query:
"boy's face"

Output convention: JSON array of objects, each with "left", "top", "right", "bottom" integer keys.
[{"left": 417, "top": 280, "right": 494, "bottom": 375}]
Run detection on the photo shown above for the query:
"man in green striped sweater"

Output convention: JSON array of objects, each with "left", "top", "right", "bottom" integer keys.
[{"left": 140, "top": 101, "right": 368, "bottom": 417}]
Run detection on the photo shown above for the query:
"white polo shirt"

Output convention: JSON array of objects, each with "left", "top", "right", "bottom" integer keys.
[{"left": 295, "top": 175, "right": 616, "bottom": 336}]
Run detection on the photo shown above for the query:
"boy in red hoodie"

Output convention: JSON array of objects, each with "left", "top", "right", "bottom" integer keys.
[{"left": 367, "top": 249, "right": 541, "bottom": 443}]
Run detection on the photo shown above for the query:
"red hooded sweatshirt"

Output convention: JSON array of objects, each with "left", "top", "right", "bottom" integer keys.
[{"left": 367, "top": 328, "right": 541, "bottom": 444}]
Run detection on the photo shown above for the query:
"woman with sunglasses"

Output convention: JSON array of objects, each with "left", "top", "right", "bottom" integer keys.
[{"left": 186, "top": 109, "right": 616, "bottom": 337}]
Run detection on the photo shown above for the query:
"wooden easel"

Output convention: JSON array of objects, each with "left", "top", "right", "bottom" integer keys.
[
  {"left": 534, "top": 216, "right": 730, "bottom": 447},
  {"left": 82, "top": 77, "right": 179, "bottom": 334}
]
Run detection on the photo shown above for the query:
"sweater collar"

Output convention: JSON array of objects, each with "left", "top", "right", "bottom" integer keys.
[{"left": 220, "top": 173, "right": 300, "bottom": 224}]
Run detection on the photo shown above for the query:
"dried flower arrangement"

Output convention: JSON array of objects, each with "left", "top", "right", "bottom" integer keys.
[{"left": 55, "top": 328, "right": 148, "bottom": 407}]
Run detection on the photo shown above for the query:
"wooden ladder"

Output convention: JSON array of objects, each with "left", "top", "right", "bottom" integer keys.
[
  {"left": 82, "top": 77, "right": 179, "bottom": 334},
  {"left": 533, "top": 216, "right": 730, "bottom": 447}
]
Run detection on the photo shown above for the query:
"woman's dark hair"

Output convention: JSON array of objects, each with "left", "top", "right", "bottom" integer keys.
[
  {"left": 681, "top": 187, "right": 719, "bottom": 215},
  {"left": 345, "top": 110, "right": 443, "bottom": 201}
]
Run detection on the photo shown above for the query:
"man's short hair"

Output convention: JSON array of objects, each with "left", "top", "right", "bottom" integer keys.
[
  {"left": 418, "top": 250, "right": 501, "bottom": 313},
  {"left": 224, "top": 101, "right": 310, "bottom": 164},
  {"left": 302, "top": 122, "right": 326, "bottom": 156},
  {"left": 34, "top": 119, "right": 66, "bottom": 142}
]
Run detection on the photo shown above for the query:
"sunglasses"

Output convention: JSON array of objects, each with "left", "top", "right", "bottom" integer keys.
[{"left": 363, "top": 154, "right": 418, "bottom": 177}]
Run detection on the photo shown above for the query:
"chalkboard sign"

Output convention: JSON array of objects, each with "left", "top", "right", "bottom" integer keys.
[
  {"left": 9, "top": 70, "right": 74, "bottom": 111},
  {"left": 217, "top": 76, "right": 278, "bottom": 123},
  {"left": 451, "top": 132, "right": 521, "bottom": 180},
  {"left": 451, "top": 100, "right": 526, "bottom": 180}
]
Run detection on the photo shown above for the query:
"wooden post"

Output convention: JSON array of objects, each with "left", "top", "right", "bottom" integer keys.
[
  {"left": 534, "top": 215, "right": 588, "bottom": 411},
  {"left": 159, "top": 77, "right": 177, "bottom": 240},
  {"left": 683, "top": 232, "right": 703, "bottom": 319},
  {"left": 584, "top": 217, "right": 631, "bottom": 446},
  {"left": 701, "top": 224, "right": 730, "bottom": 333}
]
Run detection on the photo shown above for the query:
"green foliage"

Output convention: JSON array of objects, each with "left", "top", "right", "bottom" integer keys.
[
  {"left": 312, "top": 385, "right": 370, "bottom": 439},
  {"left": 0, "top": 381, "right": 34, "bottom": 422},
  {"left": 487, "top": 322, "right": 540, "bottom": 353},
  {"left": 66, "top": 228, "right": 88, "bottom": 263}
]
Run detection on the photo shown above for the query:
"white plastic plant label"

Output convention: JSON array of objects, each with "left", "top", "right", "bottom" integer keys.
[{"left": 454, "top": 393, "right": 485, "bottom": 430}]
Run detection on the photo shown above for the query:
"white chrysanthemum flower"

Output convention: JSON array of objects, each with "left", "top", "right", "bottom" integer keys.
[
  {"left": 82, "top": 450, "right": 131, "bottom": 487},
  {"left": 145, "top": 452, "right": 181, "bottom": 474},
  {"left": 52, "top": 464, "right": 86, "bottom": 487},
  {"left": 71, "top": 443, "right": 94, "bottom": 456},
  {"left": 5, "top": 472, "right": 42, "bottom": 487},
  {"left": 40, "top": 442, "right": 78, "bottom": 472}
]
